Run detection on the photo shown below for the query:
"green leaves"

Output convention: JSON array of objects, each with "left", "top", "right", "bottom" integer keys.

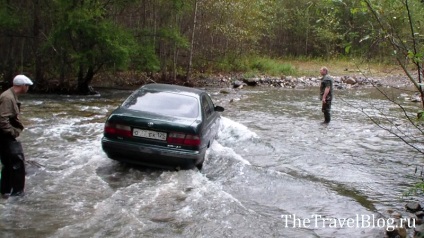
[
  {"left": 202, "top": 0, "right": 277, "bottom": 44},
  {"left": 48, "top": 0, "right": 138, "bottom": 76},
  {"left": 0, "top": 6, "right": 20, "bottom": 30}
]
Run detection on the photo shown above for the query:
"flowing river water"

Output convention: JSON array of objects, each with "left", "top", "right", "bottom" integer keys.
[{"left": 0, "top": 85, "right": 423, "bottom": 238}]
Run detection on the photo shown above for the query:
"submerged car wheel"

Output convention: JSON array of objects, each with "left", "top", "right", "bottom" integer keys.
[
  {"left": 196, "top": 160, "right": 204, "bottom": 170},
  {"left": 196, "top": 154, "right": 206, "bottom": 170}
]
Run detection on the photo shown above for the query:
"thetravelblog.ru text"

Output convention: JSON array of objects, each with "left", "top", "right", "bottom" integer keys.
[{"left": 280, "top": 214, "right": 414, "bottom": 231}]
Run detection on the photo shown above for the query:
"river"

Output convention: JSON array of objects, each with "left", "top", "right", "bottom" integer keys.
[{"left": 0, "top": 85, "right": 422, "bottom": 238}]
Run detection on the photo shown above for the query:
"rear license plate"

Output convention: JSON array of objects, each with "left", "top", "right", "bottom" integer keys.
[{"left": 133, "top": 128, "right": 167, "bottom": 140}]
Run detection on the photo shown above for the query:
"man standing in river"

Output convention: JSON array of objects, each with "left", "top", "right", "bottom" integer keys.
[
  {"left": 0, "top": 74, "right": 33, "bottom": 198},
  {"left": 319, "top": 67, "right": 333, "bottom": 124}
]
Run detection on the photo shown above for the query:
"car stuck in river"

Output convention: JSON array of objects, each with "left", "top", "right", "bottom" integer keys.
[{"left": 101, "top": 83, "right": 224, "bottom": 170}]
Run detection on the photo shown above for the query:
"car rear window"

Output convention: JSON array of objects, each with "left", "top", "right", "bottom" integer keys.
[{"left": 122, "top": 90, "right": 199, "bottom": 118}]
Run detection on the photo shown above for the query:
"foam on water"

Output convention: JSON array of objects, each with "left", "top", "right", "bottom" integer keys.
[
  {"left": 3, "top": 88, "right": 421, "bottom": 238},
  {"left": 208, "top": 141, "right": 251, "bottom": 166},
  {"left": 218, "top": 117, "right": 258, "bottom": 144}
]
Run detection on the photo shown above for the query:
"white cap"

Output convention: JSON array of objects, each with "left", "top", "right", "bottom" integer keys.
[{"left": 13, "top": 75, "right": 33, "bottom": 86}]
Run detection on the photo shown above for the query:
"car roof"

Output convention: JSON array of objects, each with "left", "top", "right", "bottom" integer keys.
[{"left": 140, "top": 83, "right": 205, "bottom": 97}]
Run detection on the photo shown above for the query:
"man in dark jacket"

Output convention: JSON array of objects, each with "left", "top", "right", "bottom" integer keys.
[
  {"left": 0, "top": 74, "right": 33, "bottom": 198},
  {"left": 319, "top": 67, "right": 334, "bottom": 124}
]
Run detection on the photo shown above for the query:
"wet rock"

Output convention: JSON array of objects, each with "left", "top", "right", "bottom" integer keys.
[
  {"left": 386, "top": 214, "right": 407, "bottom": 238},
  {"left": 386, "top": 226, "right": 407, "bottom": 238},
  {"left": 219, "top": 73, "right": 410, "bottom": 90},
  {"left": 355, "top": 77, "right": 364, "bottom": 84},
  {"left": 286, "top": 76, "right": 295, "bottom": 82},
  {"left": 334, "top": 77, "right": 342, "bottom": 83},
  {"left": 344, "top": 76, "right": 357, "bottom": 85},
  {"left": 415, "top": 224, "right": 424, "bottom": 237},
  {"left": 392, "top": 212, "right": 402, "bottom": 219},
  {"left": 416, "top": 211, "right": 424, "bottom": 219},
  {"left": 244, "top": 78, "right": 260, "bottom": 86},
  {"left": 383, "top": 211, "right": 414, "bottom": 238},
  {"left": 220, "top": 89, "right": 230, "bottom": 94},
  {"left": 411, "top": 93, "right": 422, "bottom": 102},
  {"left": 233, "top": 80, "right": 245, "bottom": 89},
  {"left": 405, "top": 216, "right": 418, "bottom": 228},
  {"left": 406, "top": 202, "right": 422, "bottom": 212}
]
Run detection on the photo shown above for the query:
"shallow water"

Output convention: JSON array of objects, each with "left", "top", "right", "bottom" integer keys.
[{"left": 0, "top": 86, "right": 422, "bottom": 238}]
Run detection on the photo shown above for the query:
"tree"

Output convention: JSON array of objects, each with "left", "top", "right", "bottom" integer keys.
[
  {"left": 46, "top": 0, "right": 137, "bottom": 94},
  {"left": 363, "top": 0, "right": 423, "bottom": 98},
  {"left": 0, "top": 0, "right": 34, "bottom": 86},
  {"left": 197, "top": 0, "right": 277, "bottom": 65},
  {"left": 358, "top": 0, "right": 424, "bottom": 192},
  {"left": 1, "top": 0, "right": 422, "bottom": 93},
  {"left": 362, "top": 0, "right": 423, "bottom": 144}
]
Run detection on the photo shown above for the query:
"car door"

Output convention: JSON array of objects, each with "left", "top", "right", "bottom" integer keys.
[{"left": 201, "top": 93, "right": 219, "bottom": 146}]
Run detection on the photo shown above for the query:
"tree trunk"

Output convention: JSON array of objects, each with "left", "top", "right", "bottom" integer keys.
[
  {"left": 77, "top": 66, "right": 96, "bottom": 95},
  {"left": 33, "top": 0, "right": 43, "bottom": 85},
  {"left": 186, "top": 0, "right": 198, "bottom": 82},
  {"left": 173, "top": 42, "right": 177, "bottom": 82}
]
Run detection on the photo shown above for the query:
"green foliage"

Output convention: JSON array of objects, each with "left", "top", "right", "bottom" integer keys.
[
  {"left": 47, "top": 0, "right": 137, "bottom": 79},
  {"left": 214, "top": 55, "right": 296, "bottom": 76},
  {"left": 0, "top": 0, "right": 423, "bottom": 87},
  {"left": 362, "top": 0, "right": 424, "bottom": 196},
  {"left": 248, "top": 57, "right": 295, "bottom": 76},
  {"left": 418, "top": 110, "right": 424, "bottom": 121},
  {"left": 362, "top": 0, "right": 424, "bottom": 90},
  {"left": 157, "top": 28, "right": 189, "bottom": 49},
  {"left": 130, "top": 39, "right": 160, "bottom": 72},
  {"left": 201, "top": 0, "right": 277, "bottom": 52},
  {"left": 405, "top": 183, "right": 424, "bottom": 196},
  {"left": 0, "top": 4, "right": 20, "bottom": 30},
  {"left": 404, "top": 167, "right": 424, "bottom": 196}
]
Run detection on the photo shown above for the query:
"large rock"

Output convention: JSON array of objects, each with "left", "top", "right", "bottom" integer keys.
[
  {"left": 386, "top": 216, "right": 407, "bottom": 238},
  {"left": 233, "top": 80, "right": 245, "bottom": 89},
  {"left": 415, "top": 224, "right": 424, "bottom": 237},
  {"left": 344, "top": 76, "right": 357, "bottom": 85},
  {"left": 243, "top": 77, "right": 260, "bottom": 86},
  {"left": 406, "top": 202, "right": 422, "bottom": 212}
]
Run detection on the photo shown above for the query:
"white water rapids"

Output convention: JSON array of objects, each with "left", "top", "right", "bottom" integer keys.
[{"left": 0, "top": 87, "right": 422, "bottom": 238}]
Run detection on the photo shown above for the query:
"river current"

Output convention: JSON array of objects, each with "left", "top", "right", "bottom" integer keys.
[{"left": 0, "top": 85, "right": 422, "bottom": 238}]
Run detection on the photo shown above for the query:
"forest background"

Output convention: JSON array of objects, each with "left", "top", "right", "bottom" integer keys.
[{"left": 0, "top": 0, "right": 423, "bottom": 94}]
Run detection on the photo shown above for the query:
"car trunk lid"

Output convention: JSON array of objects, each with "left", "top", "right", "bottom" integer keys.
[{"left": 104, "top": 108, "right": 202, "bottom": 149}]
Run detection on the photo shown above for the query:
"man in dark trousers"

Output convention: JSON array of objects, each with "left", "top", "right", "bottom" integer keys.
[
  {"left": 0, "top": 74, "right": 33, "bottom": 198},
  {"left": 319, "top": 67, "right": 334, "bottom": 124}
]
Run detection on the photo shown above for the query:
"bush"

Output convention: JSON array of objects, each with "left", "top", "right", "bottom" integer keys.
[{"left": 213, "top": 55, "right": 296, "bottom": 76}]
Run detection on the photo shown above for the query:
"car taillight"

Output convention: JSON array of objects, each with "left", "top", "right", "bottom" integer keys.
[
  {"left": 184, "top": 134, "right": 201, "bottom": 146},
  {"left": 104, "top": 122, "right": 132, "bottom": 137},
  {"left": 167, "top": 132, "right": 201, "bottom": 146}
]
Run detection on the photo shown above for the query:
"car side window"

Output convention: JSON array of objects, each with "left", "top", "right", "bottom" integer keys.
[{"left": 202, "top": 95, "right": 213, "bottom": 118}]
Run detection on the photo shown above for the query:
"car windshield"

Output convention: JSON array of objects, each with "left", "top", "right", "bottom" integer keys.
[{"left": 122, "top": 90, "right": 199, "bottom": 118}]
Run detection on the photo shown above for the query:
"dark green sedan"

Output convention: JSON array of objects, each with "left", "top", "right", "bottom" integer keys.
[{"left": 101, "top": 83, "right": 224, "bottom": 170}]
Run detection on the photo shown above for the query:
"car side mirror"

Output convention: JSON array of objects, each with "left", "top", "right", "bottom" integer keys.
[{"left": 214, "top": 106, "right": 224, "bottom": 112}]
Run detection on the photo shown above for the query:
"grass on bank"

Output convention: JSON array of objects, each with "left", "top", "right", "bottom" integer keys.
[{"left": 210, "top": 55, "right": 405, "bottom": 78}]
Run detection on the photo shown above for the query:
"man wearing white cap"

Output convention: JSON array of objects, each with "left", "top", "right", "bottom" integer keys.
[{"left": 0, "top": 74, "right": 33, "bottom": 198}]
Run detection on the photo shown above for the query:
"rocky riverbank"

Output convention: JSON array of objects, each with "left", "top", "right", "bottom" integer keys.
[
  {"left": 92, "top": 71, "right": 420, "bottom": 101},
  {"left": 94, "top": 70, "right": 418, "bottom": 90},
  {"left": 194, "top": 73, "right": 421, "bottom": 103},
  {"left": 217, "top": 74, "right": 414, "bottom": 90},
  {"left": 385, "top": 202, "right": 424, "bottom": 238}
]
